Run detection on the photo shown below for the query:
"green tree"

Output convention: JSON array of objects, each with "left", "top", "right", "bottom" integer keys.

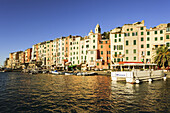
[
  {"left": 102, "top": 31, "right": 110, "bottom": 39},
  {"left": 154, "top": 46, "right": 170, "bottom": 69}
]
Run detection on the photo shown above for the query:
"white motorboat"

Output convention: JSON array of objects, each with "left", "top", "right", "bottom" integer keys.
[
  {"left": 51, "top": 71, "right": 61, "bottom": 75},
  {"left": 65, "top": 73, "right": 74, "bottom": 75}
]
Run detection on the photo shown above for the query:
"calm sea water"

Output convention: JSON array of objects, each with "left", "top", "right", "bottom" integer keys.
[{"left": 0, "top": 72, "right": 169, "bottom": 113}]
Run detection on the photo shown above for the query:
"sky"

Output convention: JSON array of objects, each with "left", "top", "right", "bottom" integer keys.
[{"left": 0, "top": 0, "right": 170, "bottom": 66}]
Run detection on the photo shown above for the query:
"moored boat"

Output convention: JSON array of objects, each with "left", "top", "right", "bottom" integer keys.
[{"left": 51, "top": 71, "right": 62, "bottom": 75}]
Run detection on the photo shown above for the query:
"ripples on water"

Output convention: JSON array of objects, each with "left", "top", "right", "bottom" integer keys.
[{"left": 0, "top": 72, "right": 169, "bottom": 113}]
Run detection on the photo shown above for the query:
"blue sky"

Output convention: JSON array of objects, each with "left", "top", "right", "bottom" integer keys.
[{"left": 0, "top": 0, "right": 170, "bottom": 66}]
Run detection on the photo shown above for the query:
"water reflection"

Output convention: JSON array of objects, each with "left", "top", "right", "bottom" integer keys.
[{"left": 0, "top": 72, "right": 169, "bottom": 112}]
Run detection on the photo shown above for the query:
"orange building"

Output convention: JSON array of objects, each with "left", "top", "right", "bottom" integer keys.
[
  {"left": 65, "top": 36, "right": 70, "bottom": 60},
  {"left": 18, "top": 51, "right": 25, "bottom": 64},
  {"left": 96, "top": 39, "right": 111, "bottom": 69},
  {"left": 25, "top": 48, "right": 32, "bottom": 63}
]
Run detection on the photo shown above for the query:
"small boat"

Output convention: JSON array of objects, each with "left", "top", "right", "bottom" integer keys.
[
  {"left": 51, "top": 71, "right": 62, "bottom": 75},
  {"left": 88, "top": 72, "right": 98, "bottom": 75},
  {"left": 77, "top": 72, "right": 98, "bottom": 76},
  {"left": 65, "top": 73, "right": 74, "bottom": 75},
  {"left": 77, "top": 72, "right": 88, "bottom": 76}
]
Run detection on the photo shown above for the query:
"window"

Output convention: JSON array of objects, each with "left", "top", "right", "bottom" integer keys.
[
  {"left": 93, "top": 46, "right": 95, "bottom": 49},
  {"left": 101, "top": 51, "right": 103, "bottom": 55},
  {"left": 141, "top": 44, "right": 144, "bottom": 48},
  {"left": 86, "top": 45, "right": 89, "bottom": 48},
  {"left": 101, "top": 45, "right": 103, "bottom": 48},
  {"left": 119, "top": 52, "right": 121, "bottom": 55},
  {"left": 109, "top": 45, "right": 110, "bottom": 48},
  {"left": 117, "top": 58, "right": 120, "bottom": 62},
  {"left": 93, "top": 35, "right": 95, "bottom": 37},
  {"left": 114, "top": 58, "right": 116, "bottom": 62},
  {"left": 91, "top": 51, "right": 94, "bottom": 54},
  {"left": 141, "top": 27, "right": 143, "bottom": 30},
  {"left": 147, "top": 44, "right": 150, "bottom": 48},
  {"left": 82, "top": 51, "right": 83, "bottom": 54},
  {"left": 133, "top": 40, "right": 136, "bottom": 45},
  {"left": 166, "top": 35, "right": 169, "bottom": 39},
  {"left": 160, "top": 37, "right": 163, "bottom": 40},
  {"left": 155, "top": 45, "right": 158, "bottom": 48},
  {"left": 141, "top": 32, "right": 144, "bottom": 35},
  {"left": 141, "top": 37, "right": 144, "bottom": 41},
  {"left": 120, "top": 45, "right": 123, "bottom": 50},
  {"left": 82, "top": 45, "right": 84, "bottom": 48},
  {"left": 131, "top": 28, "right": 133, "bottom": 31},
  {"left": 126, "top": 57, "right": 128, "bottom": 61},
  {"left": 115, "top": 34, "right": 117, "bottom": 38},
  {"left": 128, "top": 33, "right": 130, "bottom": 36},
  {"left": 102, "top": 61, "right": 105, "bottom": 65},
  {"left": 134, "top": 57, "right": 136, "bottom": 60},
  {"left": 147, "top": 51, "right": 150, "bottom": 56},
  {"left": 155, "top": 31, "right": 157, "bottom": 34},
  {"left": 147, "top": 32, "right": 150, "bottom": 35},
  {"left": 124, "top": 33, "right": 127, "bottom": 37},
  {"left": 93, "top": 40, "right": 95, "bottom": 43},
  {"left": 133, "top": 49, "right": 136, "bottom": 53},
  {"left": 136, "top": 32, "right": 138, "bottom": 36},
  {"left": 106, "top": 41, "right": 107, "bottom": 44},
  {"left": 115, "top": 39, "right": 117, "bottom": 42},
  {"left": 126, "top": 50, "right": 128, "bottom": 54},
  {"left": 160, "top": 30, "right": 163, "bottom": 34},
  {"left": 114, "top": 45, "right": 116, "bottom": 50},
  {"left": 97, "top": 63, "right": 99, "bottom": 66},
  {"left": 126, "top": 40, "right": 129, "bottom": 45},
  {"left": 115, "top": 52, "right": 117, "bottom": 57},
  {"left": 132, "top": 32, "right": 135, "bottom": 36},
  {"left": 147, "top": 37, "right": 150, "bottom": 41},
  {"left": 155, "top": 37, "right": 158, "bottom": 41},
  {"left": 127, "top": 29, "right": 129, "bottom": 31},
  {"left": 119, "top": 38, "right": 121, "bottom": 42},
  {"left": 119, "top": 34, "right": 121, "bottom": 37}
]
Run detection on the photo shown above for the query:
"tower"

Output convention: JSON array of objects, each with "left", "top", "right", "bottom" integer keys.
[{"left": 95, "top": 24, "right": 101, "bottom": 33}]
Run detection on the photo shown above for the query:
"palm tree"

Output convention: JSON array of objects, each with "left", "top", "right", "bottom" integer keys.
[{"left": 153, "top": 45, "right": 170, "bottom": 69}]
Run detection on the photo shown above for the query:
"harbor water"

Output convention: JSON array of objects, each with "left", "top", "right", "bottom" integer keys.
[{"left": 0, "top": 72, "right": 169, "bottom": 112}]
